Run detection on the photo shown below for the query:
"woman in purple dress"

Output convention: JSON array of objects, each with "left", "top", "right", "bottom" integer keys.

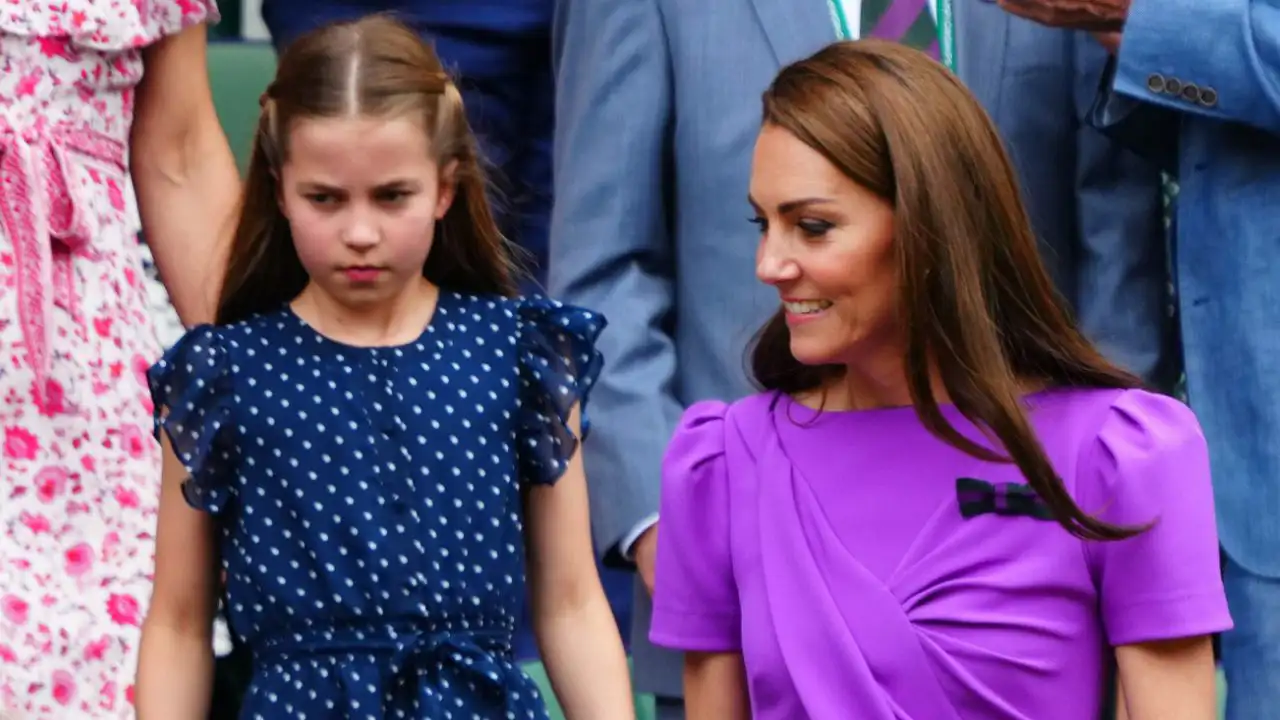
[{"left": 648, "top": 39, "right": 1229, "bottom": 720}]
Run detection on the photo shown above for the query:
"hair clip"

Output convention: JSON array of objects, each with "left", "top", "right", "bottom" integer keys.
[{"left": 955, "top": 477, "right": 1054, "bottom": 521}]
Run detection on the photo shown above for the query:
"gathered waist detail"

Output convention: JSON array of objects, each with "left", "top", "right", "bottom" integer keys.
[{"left": 0, "top": 120, "right": 129, "bottom": 412}]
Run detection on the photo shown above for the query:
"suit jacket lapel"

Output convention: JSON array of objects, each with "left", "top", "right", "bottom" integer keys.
[{"left": 750, "top": 0, "right": 839, "bottom": 66}]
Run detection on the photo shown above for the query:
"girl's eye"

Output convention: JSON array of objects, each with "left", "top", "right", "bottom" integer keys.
[
  {"left": 306, "top": 193, "right": 336, "bottom": 205},
  {"left": 797, "top": 219, "right": 834, "bottom": 237},
  {"left": 748, "top": 216, "right": 767, "bottom": 232},
  {"left": 377, "top": 190, "right": 410, "bottom": 204}
]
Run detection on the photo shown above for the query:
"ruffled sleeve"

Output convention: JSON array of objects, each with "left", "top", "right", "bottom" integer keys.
[
  {"left": 649, "top": 401, "right": 740, "bottom": 653},
  {"left": 1079, "top": 389, "right": 1232, "bottom": 646},
  {"left": 146, "top": 324, "right": 238, "bottom": 515},
  {"left": 0, "top": 0, "right": 219, "bottom": 49},
  {"left": 515, "top": 297, "right": 606, "bottom": 486},
  {"left": 142, "top": 0, "right": 221, "bottom": 41}
]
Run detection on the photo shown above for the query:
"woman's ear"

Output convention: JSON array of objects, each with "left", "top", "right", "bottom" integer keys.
[{"left": 435, "top": 159, "right": 460, "bottom": 220}]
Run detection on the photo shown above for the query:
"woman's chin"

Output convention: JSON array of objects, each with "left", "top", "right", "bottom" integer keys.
[{"left": 788, "top": 339, "right": 842, "bottom": 367}]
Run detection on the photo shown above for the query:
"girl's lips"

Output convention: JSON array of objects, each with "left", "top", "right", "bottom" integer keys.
[{"left": 342, "top": 267, "right": 384, "bottom": 282}]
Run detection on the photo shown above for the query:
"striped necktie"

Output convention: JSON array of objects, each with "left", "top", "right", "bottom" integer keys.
[{"left": 861, "top": 0, "right": 940, "bottom": 56}]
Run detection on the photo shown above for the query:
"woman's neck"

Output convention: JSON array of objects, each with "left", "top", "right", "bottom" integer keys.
[
  {"left": 292, "top": 278, "right": 440, "bottom": 348},
  {"left": 794, "top": 356, "right": 950, "bottom": 412}
]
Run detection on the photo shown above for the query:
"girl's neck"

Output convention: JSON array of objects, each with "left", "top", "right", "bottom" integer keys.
[{"left": 291, "top": 278, "right": 441, "bottom": 348}]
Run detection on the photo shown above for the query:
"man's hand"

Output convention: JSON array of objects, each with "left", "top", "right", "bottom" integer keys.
[
  {"left": 996, "top": 0, "right": 1130, "bottom": 31},
  {"left": 633, "top": 524, "right": 658, "bottom": 596},
  {"left": 1092, "top": 31, "right": 1122, "bottom": 54}
]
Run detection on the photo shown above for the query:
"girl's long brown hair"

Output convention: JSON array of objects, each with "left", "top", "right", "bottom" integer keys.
[
  {"left": 216, "top": 15, "right": 519, "bottom": 325},
  {"left": 751, "top": 40, "right": 1146, "bottom": 541}
]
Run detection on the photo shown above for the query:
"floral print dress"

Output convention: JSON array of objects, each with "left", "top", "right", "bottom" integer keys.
[{"left": 0, "top": 1, "right": 219, "bottom": 717}]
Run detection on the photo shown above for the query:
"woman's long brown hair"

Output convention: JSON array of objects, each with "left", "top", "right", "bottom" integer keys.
[
  {"left": 751, "top": 40, "right": 1146, "bottom": 541},
  {"left": 216, "top": 14, "right": 519, "bottom": 325}
]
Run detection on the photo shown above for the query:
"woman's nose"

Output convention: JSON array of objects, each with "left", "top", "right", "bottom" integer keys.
[{"left": 756, "top": 239, "right": 800, "bottom": 285}]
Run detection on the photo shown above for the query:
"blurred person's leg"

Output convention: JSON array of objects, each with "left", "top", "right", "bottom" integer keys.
[
  {"left": 1221, "top": 558, "right": 1280, "bottom": 719},
  {"left": 1171, "top": 147, "right": 1280, "bottom": 719}
]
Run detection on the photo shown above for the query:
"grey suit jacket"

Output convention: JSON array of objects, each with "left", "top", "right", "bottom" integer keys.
[{"left": 550, "top": 0, "right": 1167, "bottom": 699}]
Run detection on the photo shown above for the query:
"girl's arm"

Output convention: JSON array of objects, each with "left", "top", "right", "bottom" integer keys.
[
  {"left": 132, "top": 22, "right": 240, "bottom": 326},
  {"left": 525, "top": 405, "right": 635, "bottom": 719},
  {"left": 135, "top": 436, "right": 221, "bottom": 719},
  {"left": 685, "top": 651, "right": 751, "bottom": 720},
  {"left": 1114, "top": 636, "right": 1218, "bottom": 719}
]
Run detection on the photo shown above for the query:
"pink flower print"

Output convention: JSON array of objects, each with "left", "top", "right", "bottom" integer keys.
[
  {"left": 65, "top": 542, "right": 94, "bottom": 577},
  {"left": 15, "top": 68, "right": 44, "bottom": 97},
  {"left": 120, "top": 423, "right": 148, "bottom": 459},
  {"left": 0, "top": 644, "right": 16, "bottom": 662},
  {"left": 93, "top": 316, "right": 113, "bottom": 338},
  {"left": 101, "top": 531, "right": 121, "bottom": 561},
  {"left": 176, "top": 0, "right": 203, "bottom": 18},
  {"left": 84, "top": 635, "right": 112, "bottom": 662},
  {"left": 114, "top": 485, "right": 141, "bottom": 509},
  {"left": 34, "top": 466, "right": 69, "bottom": 503},
  {"left": 106, "top": 593, "right": 140, "bottom": 626},
  {"left": 99, "top": 680, "right": 118, "bottom": 712},
  {"left": 51, "top": 669, "right": 76, "bottom": 706},
  {"left": 81, "top": 454, "right": 96, "bottom": 472},
  {"left": 19, "top": 511, "right": 51, "bottom": 534},
  {"left": 37, "top": 36, "right": 76, "bottom": 61},
  {"left": 131, "top": 353, "right": 150, "bottom": 385},
  {"left": 31, "top": 377, "right": 67, "bottom": 415},
  {"left": 1, "top": 595, "right": 29, "bottom": 625},
  {"left": 4, "top": 427, "right": 39, "bottom": 459},
  {"left": 107, "top": 179, "right": 126, "bottom": 211}
]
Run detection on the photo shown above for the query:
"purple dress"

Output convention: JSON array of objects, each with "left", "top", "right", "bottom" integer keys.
[{"left": 649, "top": 388, "right": 1231, "bottom": 719}]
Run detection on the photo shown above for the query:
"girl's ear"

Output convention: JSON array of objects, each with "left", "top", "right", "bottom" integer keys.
[{"left": 434, "top": 159, "right": 460, "bottom": 220}]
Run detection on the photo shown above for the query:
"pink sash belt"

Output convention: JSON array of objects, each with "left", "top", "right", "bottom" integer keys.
[{"left": 0, "top": 122, "right": 127, "bottom": 413}]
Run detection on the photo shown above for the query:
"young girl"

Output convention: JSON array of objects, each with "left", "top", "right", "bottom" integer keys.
[{"left": 134, "top": 15, "right": 634, "bottom": 719}]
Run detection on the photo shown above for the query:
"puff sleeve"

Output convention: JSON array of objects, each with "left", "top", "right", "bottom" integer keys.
[
  {"left": 1080, "top": 390, "right": 1233, "bottom": 646},
  {"left": 515, "top": 297, "right": 606, "bottom": 486},
  {"left": 649, "top": 401, "right": 740, "bottom": 653},
  {"left": 146, "top": 324, "right": 238, "bottom": 515}
]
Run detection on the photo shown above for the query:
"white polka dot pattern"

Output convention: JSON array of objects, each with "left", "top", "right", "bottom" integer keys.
[{"left": 146, "top": 292, "right": 606, "bottom": 719}]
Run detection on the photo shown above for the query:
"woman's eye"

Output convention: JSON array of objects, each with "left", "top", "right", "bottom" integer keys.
[
  {"left": 748, "top": 216, "right": 768, "bottom": 232},
  {"left": 797, "top": 219, "right": 834, "bottom": 237},
  {"left": 306, "top": 193, "right": 335, "bottom": 205}
]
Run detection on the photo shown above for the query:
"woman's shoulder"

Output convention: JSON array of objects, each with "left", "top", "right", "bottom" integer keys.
[
  {"left": 668, "top": 393, "right": 777, "bottom": 466},
  {"left": 1044, "top": 387, "right": 1208, "bottom": 509},
  {"left": 1032, "top": 386, "right": 1202, "bottom": 453}
]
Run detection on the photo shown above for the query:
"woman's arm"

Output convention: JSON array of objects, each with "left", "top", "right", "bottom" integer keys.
[
  {"left": 131, "top": 22, "right": 240, "bottom": 326},
  {"left": 1114, "top": 636, "right": 1218, "bottom": 719},
  {"left": 525, "top": 405, "right": 634, "bottom": 719},
  {"left": 684, "top": 651, "right": 751, "bottom": 720},
  {"left": 135, "top": 436, "right": 221, "bottom": 719}
]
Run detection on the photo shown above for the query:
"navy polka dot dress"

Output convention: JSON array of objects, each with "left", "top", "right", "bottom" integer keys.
[{"left": 147, "top": 292, "right": 605, "bottom": 720}]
